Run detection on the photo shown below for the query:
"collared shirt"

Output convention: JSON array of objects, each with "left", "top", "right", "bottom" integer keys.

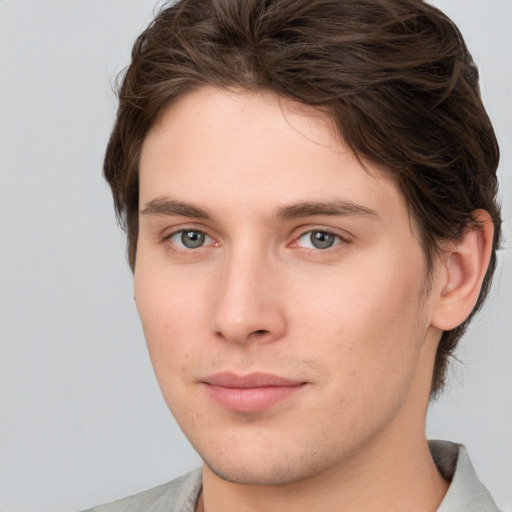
[
  {"left": 83, "top": 441, "right": 499, "bottom": 512},
  {"left": 430, "top": 441, "right": 498, "bottom": 512}
]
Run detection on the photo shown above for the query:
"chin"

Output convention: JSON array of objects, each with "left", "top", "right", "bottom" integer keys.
[
  {"left": 202, "top": 456, "right": 312, "bottom": 486},
  {"left": 197, "top": 435, "right": 343, "bottom": 487}
]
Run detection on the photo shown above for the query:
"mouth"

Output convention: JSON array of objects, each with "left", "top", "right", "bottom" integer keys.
[{"left": 201, "top": 372, "right": 308, "bottom": 413}]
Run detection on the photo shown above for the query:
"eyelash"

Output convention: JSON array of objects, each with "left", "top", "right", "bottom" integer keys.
[
  {"left": 161, "top": 227, "right": 350, "bottom": 255},
  {"left": 292, "top": 230, "right": 348, "bottom": 251},
  {"left": 162, "top": 228, "right": 217, "bottom": 255}
]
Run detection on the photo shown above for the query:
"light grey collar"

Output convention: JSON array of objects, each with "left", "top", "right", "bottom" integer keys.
[{"left": 430, "top": 440, "right": 499, "bottom": 512}]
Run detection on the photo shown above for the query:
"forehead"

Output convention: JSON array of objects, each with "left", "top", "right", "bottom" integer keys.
[{"left": 139, "top": 86, "right": 408, "bottom": 226}]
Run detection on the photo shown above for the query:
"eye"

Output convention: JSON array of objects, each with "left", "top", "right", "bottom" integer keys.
[
  {"left": 168, "top": 229, "right": 213, "bottom": 249},
  {"left": 296, "top": 230, "right": 342, "bottom": 250}
]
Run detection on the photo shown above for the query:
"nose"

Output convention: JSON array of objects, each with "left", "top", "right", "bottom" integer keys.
[{"left": 210, "top": 250, "right": 287, "bottom": 345}]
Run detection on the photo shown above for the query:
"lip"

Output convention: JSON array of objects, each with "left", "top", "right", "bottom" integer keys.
[{"left": 201, "top": 372, "right": 307, "bottom": 413}]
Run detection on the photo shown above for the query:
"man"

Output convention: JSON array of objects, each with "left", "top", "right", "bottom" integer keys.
[{"left": 86, "top": 0, "right": 502, "bottom": 510}]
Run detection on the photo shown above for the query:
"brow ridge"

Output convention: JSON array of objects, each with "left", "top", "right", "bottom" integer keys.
[
  {"left": 275, "top": 200, "right": 380, "bottom": 221},
  {"left": 140, "top": 198, "right": 211, "bottom": 219},
  {"left": 140, "top": 197, "right": 379, "bottom": 222}
]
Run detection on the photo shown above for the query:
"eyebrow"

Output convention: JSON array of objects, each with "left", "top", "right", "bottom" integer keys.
[
  {"left": 140, "top": 197, "right": 380, "bottom": 222},
  {"left": 275, "top": 200, "right": 380, "bottom": 221},
  {"left": 140, "top": 198, "right": 211, "bottom": 219}
]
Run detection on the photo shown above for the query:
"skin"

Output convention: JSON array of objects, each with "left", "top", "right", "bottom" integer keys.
[{"left": 134, "top": 86, "right": 482, "bottom": 512}]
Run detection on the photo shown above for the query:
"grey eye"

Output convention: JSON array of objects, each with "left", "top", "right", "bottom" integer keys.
[
  {"left": 181, "top": 230, "right": 205, "bottom": 248},
  {"left": 169, "top": 229, "right": 208, "bottom": 249},
  {"left": 310, "top": 231, "right": 336, "bottom": 249},
  {"left": 297, "top": 230, "right": 339, "bottom": 250}
]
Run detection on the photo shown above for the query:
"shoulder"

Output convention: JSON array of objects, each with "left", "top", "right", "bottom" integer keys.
[
  {"left": 81, "top": 468, "right": 202, "bottom": 512},
  {"left": 430, "top": 440, "right": 500, "bottom": 512}
]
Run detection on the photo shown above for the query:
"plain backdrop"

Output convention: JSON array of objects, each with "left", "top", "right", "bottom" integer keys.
[{"left": 1, "top": 1, "right": 511, "bottom": 511}]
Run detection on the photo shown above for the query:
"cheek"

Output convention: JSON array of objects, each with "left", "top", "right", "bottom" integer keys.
[
  {"left": 299, "top": 260, "right": 423, "bottom": 337},
  {"left": 295, "top": 254, "right": 428, "bottom": 383},
  {"left": 134, "top": 267, "right": 199, "bottom": 377}
]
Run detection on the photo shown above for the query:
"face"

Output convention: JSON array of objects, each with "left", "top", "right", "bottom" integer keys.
[{"left": 136, "top": 87, "right": 443, "bottom": 486}]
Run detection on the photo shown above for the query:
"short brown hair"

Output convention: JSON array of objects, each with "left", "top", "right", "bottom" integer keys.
[{"left": 104, "top": 0, "right": 501, "bottom": 396}]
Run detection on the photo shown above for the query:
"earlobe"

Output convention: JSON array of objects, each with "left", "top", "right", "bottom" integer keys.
[{"left": 431, "top": 209, "right": 494, "bottom": 331}]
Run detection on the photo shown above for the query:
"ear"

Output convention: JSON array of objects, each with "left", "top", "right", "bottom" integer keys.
[{"left": 431, "top": 209, "right": 494, "bottom": 331}]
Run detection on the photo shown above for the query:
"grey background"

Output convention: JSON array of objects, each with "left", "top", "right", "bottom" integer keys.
[{"left": 0, "top": 1, "right": 510, "bottom": 511}]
